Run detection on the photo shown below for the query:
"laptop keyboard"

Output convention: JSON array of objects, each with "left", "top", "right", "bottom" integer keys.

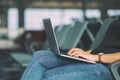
[{"left": 59, "top": 48, "right": 70, "bottom": 55}]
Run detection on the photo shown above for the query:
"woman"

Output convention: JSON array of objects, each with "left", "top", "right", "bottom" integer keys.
[{"left": 21, "top": 17, "right": 120, "bottom": 80}]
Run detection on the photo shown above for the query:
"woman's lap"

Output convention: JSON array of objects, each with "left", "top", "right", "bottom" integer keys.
[{"left": 21, "top": 50, "right": 114, "bottom": 80}]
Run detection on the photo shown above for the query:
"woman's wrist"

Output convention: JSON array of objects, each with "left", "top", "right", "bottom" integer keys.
[
  {"left": 93, "top": 53, "right": 104, "bottom": 63},
  {"left": 93, "top": 55, "right": 99, "bottom": 62},
  {"left": 98, "top": 53, "right": 104, "bottom": 62}
]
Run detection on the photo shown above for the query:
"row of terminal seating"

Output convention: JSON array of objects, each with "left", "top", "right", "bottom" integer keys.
[
  {"left": 11, "top": 17, "right": 120, "bottom": 80},
  {"left": 28, "top": 17, "right": 116, "bottom": 52}
]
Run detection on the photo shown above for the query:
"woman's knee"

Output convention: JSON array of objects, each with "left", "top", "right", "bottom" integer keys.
[
  {"left": 32, "top": 50, "right": 59, "bottom": 64},
  {"left": 32, "top": 50, "right": 63, "bottom": 69},
  {"left": 33, "top": 50, "right": 56, "bottom": 58}
]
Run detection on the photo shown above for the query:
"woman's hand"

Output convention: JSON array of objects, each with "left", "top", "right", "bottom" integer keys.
[{"left": 67, "top": 48, "right": 98, "bottom": 62}]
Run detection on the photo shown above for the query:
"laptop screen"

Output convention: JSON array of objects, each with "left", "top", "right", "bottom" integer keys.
[{"left": 43, "top": 18, "right": 61, "bottom": 55}]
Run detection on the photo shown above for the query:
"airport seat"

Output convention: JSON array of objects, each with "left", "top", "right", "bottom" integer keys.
[
  {"left": 109, "top": 60, "right": 120, "bottom": 80},
  {"left": 89, "top": 17, "right": 118, "bottom": 50},
  {"left": 87, "top": 19, "right": 103, "bottom": 38},
  {"left": 59, "top": 21, "right": 88, "bottom": 49},
  {"left": 56, "top": 24, "right": 73, "bottom": 46},
  {"left": 79, "top": 20, "right": 102, "bottom": 50}
]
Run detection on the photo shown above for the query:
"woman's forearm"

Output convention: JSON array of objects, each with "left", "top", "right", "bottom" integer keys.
[{"left": 97, "top": 52, "right": 120, "bottom": 64}]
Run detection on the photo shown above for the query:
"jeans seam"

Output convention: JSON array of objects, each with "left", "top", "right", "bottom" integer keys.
[
  {"left": 24, "top": 62, "right": 37, "bottom": 80},
  {"left": 44, "top": 72, "right": 75, "bottom": 80},
  {"left": 46, "top": 71, "right": 81, "bottom": 80},
  {"left": 45, "top": 71, "right": 100, "bottom": 80}
]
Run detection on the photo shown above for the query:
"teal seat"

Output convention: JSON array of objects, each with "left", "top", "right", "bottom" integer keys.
[
  {"left": 59, "top": 21, "right": 88, "bottom": 49},
  {"left": 89, "top": 18, "right": 118, "bottom": 50},
  {"left": 56, "top": 24, "right": 72, "bottom": 46},
  {"left": 79, "top": 20, "right": 103, "bottom": 50},
  {"left": 109, "top": 60, "right": 120, "bottom": 80}
]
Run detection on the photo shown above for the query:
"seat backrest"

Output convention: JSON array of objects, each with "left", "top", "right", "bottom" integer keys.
[
  {"left": 109, "top": 60, "right": 120, "bottom": 80},
  {"left": 56, "top": 24, "right": 72, "bottom": 45},
  {"left": 79, "top": 20, "right": 102, "bottom": 50},
  {"left": 89, "top": 18, "right": 118, "bottom": 49},
  {"left": 87, "top": 20, "right": 103, "bottom": 38},
  {"left": 59, "top": 21, "right": 88, "bottom": 49}
]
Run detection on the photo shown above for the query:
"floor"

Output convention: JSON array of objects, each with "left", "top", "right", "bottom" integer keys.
[{"left": 0, "top": 50, "right": 31, "bottom": 80}]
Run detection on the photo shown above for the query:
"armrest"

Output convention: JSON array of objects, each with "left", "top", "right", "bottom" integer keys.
[{"left": 109, "top": 60, "right": 120, "bottom": 80}]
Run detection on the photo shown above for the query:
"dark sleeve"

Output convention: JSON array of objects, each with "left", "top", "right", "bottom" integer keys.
[{"left": 91, "top": 18, "right": 120, "bottom": 54}]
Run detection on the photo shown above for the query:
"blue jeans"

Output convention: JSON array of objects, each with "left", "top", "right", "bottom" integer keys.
[{"left": 21, "top": 50, "right": 113, "bottom": 80}]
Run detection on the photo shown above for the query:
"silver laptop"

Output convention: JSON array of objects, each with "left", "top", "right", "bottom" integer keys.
[{"left": 43, "top": 18, "right": 95, "bottom": 63}]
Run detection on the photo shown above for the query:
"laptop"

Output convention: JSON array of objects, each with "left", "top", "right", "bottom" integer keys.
[{"left": 43, "top": 18, "right": 96, "bottom": 63}]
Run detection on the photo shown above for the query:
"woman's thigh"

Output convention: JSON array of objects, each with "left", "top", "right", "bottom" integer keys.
[
  {"left": 33, "top": 50, "right": 113, "bottom": 80},
  {"left": 45, "top": 63, "right": 113, "bottom": 80},
  {"left": 33, "top": 50, "right": 78, "bottom": 69},
  {"left": 21, "top": 50, "right": 113, "bottom": 80}
]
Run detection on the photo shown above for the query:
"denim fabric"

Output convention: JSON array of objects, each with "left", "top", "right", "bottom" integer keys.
[{"left": 21, "top": 50, "right": 113, "bottom": 80}]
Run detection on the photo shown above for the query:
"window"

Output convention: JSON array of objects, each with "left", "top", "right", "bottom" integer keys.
[
  {"left": 107, "top": 9, "right": 120, "bottom": 17},
  {"left": 8, "top": 8, "right": 19, "bottom": 39},
  {"left": 86, "top": 9, "right": 101, "bottom": 19},
  {"left": 24, "top": 8, "right": 83, "bottom": 30}
]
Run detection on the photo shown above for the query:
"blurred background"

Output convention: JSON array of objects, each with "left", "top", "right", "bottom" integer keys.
[{"left": 0, "top": 0, "right": 120, "bottom": 80}]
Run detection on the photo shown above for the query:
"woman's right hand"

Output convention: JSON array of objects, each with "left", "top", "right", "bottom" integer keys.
[{"left": 67, "top": 48, "right": 98, "bottom": 62}]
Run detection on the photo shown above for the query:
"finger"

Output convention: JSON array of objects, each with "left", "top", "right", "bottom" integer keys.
[
  {"left": 69, "top": 52, "right": 78, "bottom": 56},
  {"left": 67, "top": 48, "right": 80, "bottom": 54},
  {"left": 72, "top": 52, "right": 89, "bottom": 60},
  {"left": 67, "top": 49, "right": 75, "bottom": 55},
  {"left": 69, "top": 52, "right": 81, "bottom": 57},
  {"left": 73, "top": 54, "right": 81, "bottom": 58}
]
